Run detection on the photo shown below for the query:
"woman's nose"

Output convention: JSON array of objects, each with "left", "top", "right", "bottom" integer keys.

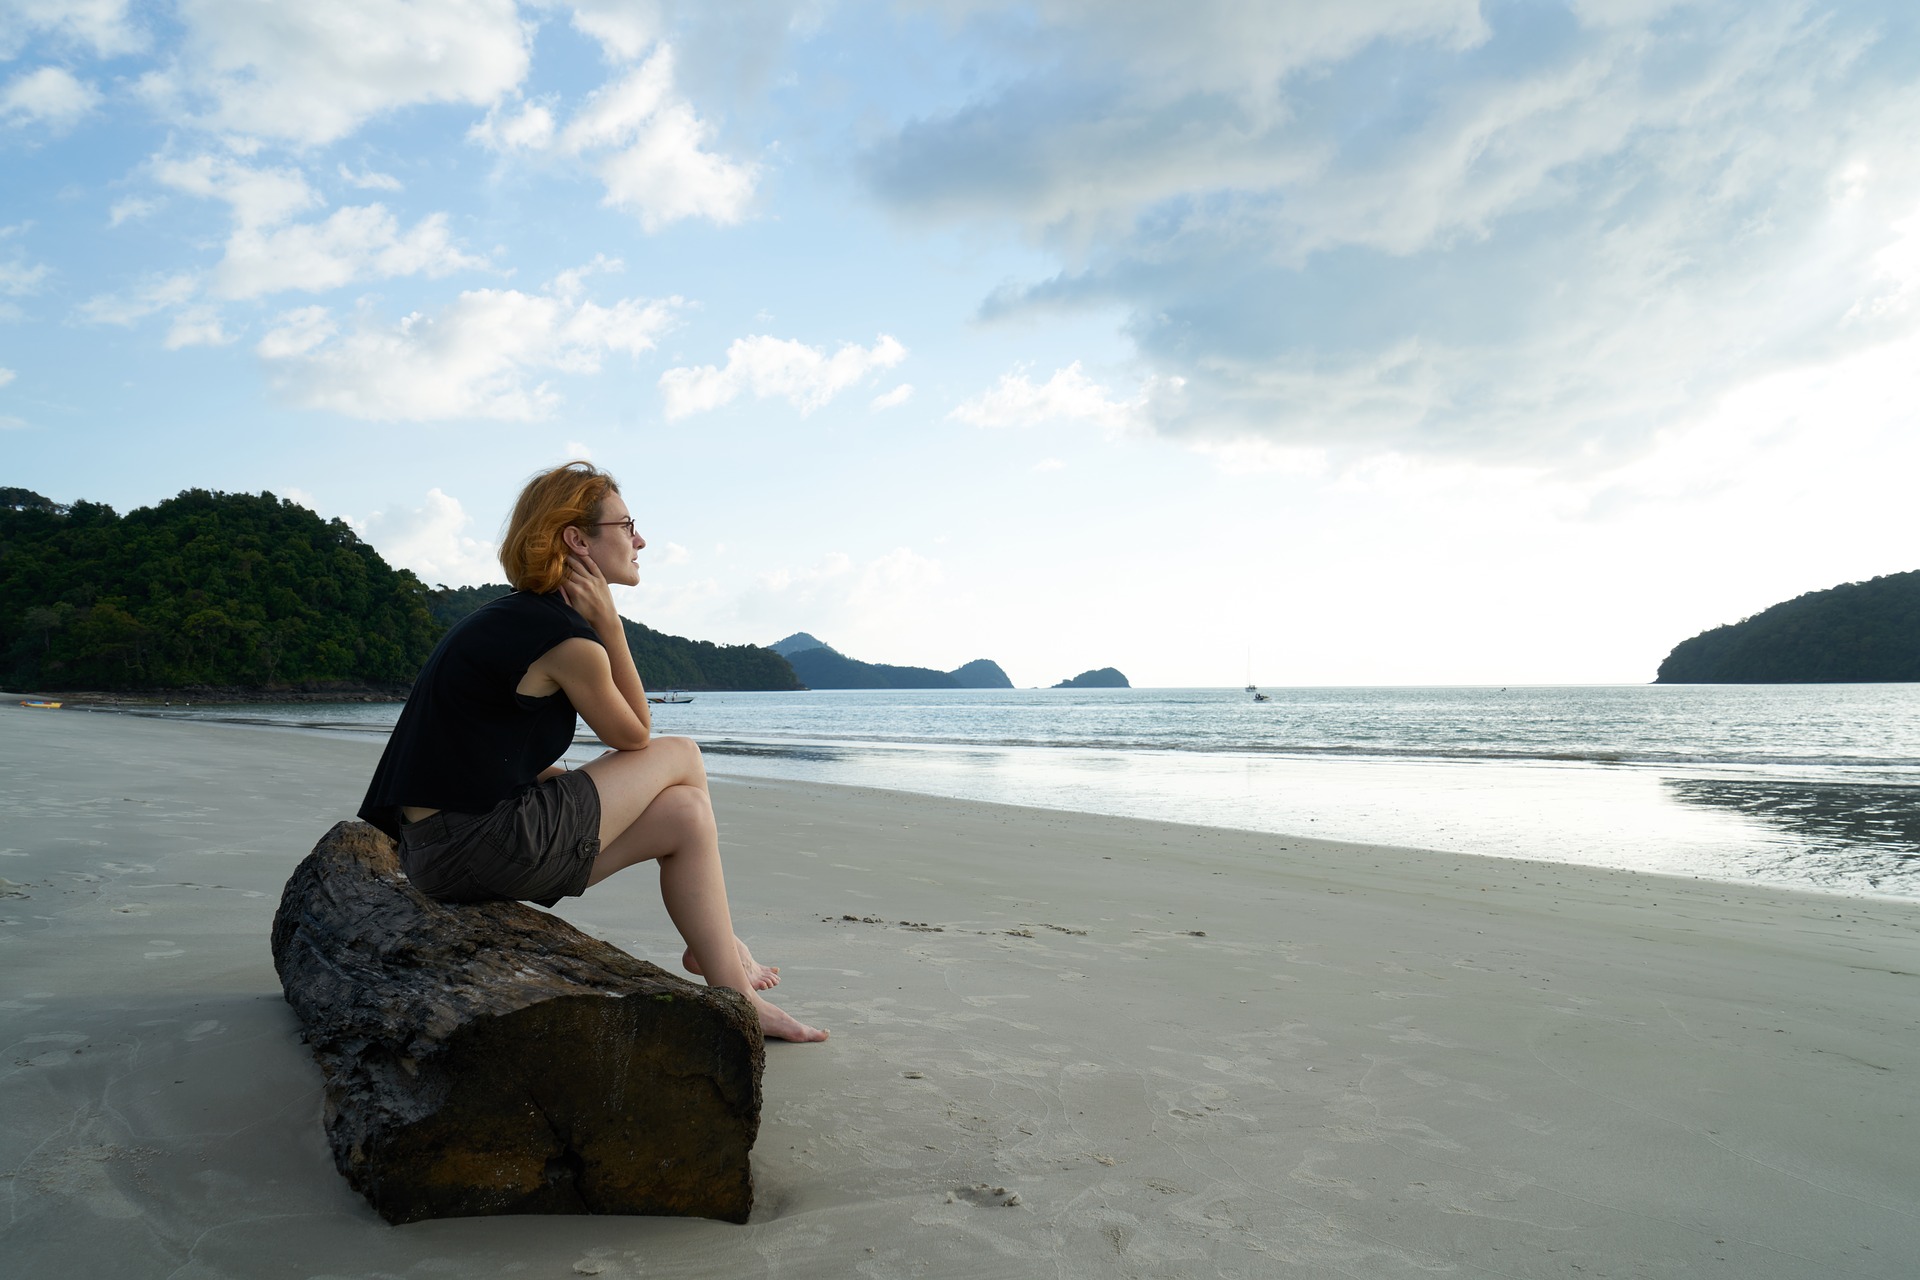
[{"left": 633, "top": 532, "right": 646, "bottom": 549}]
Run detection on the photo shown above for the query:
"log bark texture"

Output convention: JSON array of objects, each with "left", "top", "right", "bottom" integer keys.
[{"left": 270, "top": 820, "right": 763, "bottom": 1225}]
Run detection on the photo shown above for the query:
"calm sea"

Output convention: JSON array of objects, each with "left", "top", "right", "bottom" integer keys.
[{"left": 119, "top": 684, "right": 1920, "bottom": 901}]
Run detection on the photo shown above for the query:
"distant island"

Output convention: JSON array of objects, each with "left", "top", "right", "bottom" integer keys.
[
  {"left": 1655, "top": 570, "right": 1920, "bottom": 683},
  {"left": 769, "top": 633, "right": 1013, "bottom": 690},
  {"left": 0, "top": 487, "right": 800, "bottom": 695},
  {"left": 1053, "top": 667, "right": 1130, "bottom": 688}
]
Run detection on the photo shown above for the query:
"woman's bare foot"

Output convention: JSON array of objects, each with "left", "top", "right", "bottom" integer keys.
[
  {"left": 684, "top": 937, "right": 779, "bottom": 990},
  {"left": 752, "top": 993, "right": 828, "bottom": 1042}
]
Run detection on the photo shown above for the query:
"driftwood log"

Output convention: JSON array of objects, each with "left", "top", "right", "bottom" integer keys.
[{"left": 269, "top": 821, "right": 763, "bottom": 1225}]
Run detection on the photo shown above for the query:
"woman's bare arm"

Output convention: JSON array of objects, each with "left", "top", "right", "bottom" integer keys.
[
  {"left": 533, "top": 638, "right": 651, "bottom": 751},
  {"left": 519, "top": 552, "right": 653, "bottom": 751}
]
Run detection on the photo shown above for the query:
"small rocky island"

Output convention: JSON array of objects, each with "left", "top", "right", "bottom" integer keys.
[
  {"left": 1052, "top": 667, "right": 1130, "bottom": 689},
  {"left": 1655, "top": 570, "right": 1920, "bottom": 683}
]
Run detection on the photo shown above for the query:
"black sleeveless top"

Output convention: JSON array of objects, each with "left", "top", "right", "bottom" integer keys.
[{"left": 358, "top": 591, "right": 601, "bottom": 839}]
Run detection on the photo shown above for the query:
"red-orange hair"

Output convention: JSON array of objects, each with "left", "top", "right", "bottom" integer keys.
[{"left": 498, "top": 461, "right": 620, "bottom": 593}]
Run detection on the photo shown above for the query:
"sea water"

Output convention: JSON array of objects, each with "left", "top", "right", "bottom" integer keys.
[{"left": 122, "top": 684, "right": 1920, "bottom": 901}]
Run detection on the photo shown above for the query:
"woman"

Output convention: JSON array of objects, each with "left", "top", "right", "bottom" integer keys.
[{"left": 359, "top": 461, "right": 826, "bottom": 1043}]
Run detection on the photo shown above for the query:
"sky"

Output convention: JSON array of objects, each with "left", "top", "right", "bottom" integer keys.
[{"left": 3, "top": 0, "right": 1917, "bottom": 688}]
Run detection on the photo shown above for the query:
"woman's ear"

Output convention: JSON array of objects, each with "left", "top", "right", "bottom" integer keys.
[{"left": 560, "top": 524, "right": 588, "bottom": 556}]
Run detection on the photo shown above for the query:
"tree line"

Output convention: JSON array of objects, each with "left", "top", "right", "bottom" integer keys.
[{"left": 0, "top": 488, "right": 799, "bottom": 694}]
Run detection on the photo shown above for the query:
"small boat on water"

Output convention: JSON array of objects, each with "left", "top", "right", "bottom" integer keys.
[
  {"left": 1252, "top": 691, "right": 1270, "bottom": 702},
  {"left": 647, "top": 691, "right": 694, "bottom": 705},
  {"left": 19, "top": 700, "right": 61, "bottom": 709}
]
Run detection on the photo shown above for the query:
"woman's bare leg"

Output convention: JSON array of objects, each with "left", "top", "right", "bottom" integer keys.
[
  {"left": 580, "top": 741, "right": 825, "bottom": 1042},
  {"left": 684, "top": 939, "right": 778, "bottom": 989}
]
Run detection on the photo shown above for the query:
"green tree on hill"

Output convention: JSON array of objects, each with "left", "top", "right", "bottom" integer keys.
[
  {"left": 1, "top": 488, "right": 439, "bottom": 690},
  {"left": 1655, "top": 571, "right": 1920, "bottom": 683}
]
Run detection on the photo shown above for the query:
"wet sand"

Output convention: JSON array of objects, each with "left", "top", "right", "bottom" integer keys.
[{"left": 2, "top": 703, "right": 1916, "bottom": 1278}]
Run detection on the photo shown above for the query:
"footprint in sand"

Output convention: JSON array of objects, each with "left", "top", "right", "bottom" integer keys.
[
  {"left": 947, "top": 1183, "right": 1022, "bottom": 1207},
  {"left": 144, "top": 941, "right": 184, "bottom": 959}
]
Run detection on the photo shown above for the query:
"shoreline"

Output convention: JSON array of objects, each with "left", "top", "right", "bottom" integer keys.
[
  {"left": 26, "top": 696, "right": 1920, "bottom": 904},
  {"left": 3, "top": 704, "right": 1918, "bottom": 1277},
  {"left": 3, "top": 683, "right": 411, "bottom": 706}
]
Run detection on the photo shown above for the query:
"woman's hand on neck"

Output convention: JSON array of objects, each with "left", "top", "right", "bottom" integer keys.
[{"left": 559, "top": 552, "right": 622, "bottom": 638}]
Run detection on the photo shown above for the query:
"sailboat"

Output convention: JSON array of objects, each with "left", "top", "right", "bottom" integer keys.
[{"left": 1246, "top": 651, "right": 1268, "bottom": 701}]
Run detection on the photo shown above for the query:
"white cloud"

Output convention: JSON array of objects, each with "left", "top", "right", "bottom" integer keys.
[
  {"left": 224, "top": 206, "right": 482, "bottom": 299},
  {"left": 161, "top": 0, "right": 530, "bottom": 146},
  {"left": 871, "top": 2, "right": 1920, "bottom": 466},
  {"left": 0, "top": 0, "right": 145, "bottom": 59},
  {"left": 1, "top": 67, "right": 101, "bottom": 128},
  {"left": 1849, "top": 203, "right": 1920, "bottom": 323},
  {"left": 164, "top": 306, "right": 233, "bottom": 349},
  {"left": 468, "top": 99, "right": 556, "bottom": 152},
  {"left": 542, "top": 0, "right": 664, "bottom": 63},
  {"left": 0, "top": 258, "right": 50, "bottom": 295},
  {"left": 253, "top": 304, "right": 334, "bottom": 358},
  {"left": 558, "top": 46, "right": 758, "bottom": 229},
  {"left": 257, "top": 284, "right": 680, "bottom": 421},
  {"left": 358, "top": 487, "right": 500, "bottom": 585},
  {"left": 950, "top": 362, "right": 1178, "bottom": 436},
  {"left": 870, "top": 383, "right": 914, "bottom": 410},
  {"left": 108, "top": 196, "right": 159, "bottom": 226},
  {"left": 547, "top": 253, "right": 623, "bottom": 301},
  {"left": 153, "top": 154, "right": 317, "bottom": 227},
  {"left": 338, "top": 164, "right": 403, "bottom": 192},
  {"left": 76, "top": 272, "right": 197, "bottom": 324},
  {"left": 0, "top": 414, "right": 28, "bottom": 430},
  {"left": 660, "top": 333, "right": 907, "bottom": 419},
  {"left": 0, "top": 367, "right": 14, "bottom": 388},
  {"left": 463, "top": 34, "right": 757, "bottom": 231},
  {"left": 153, "top": 154, "right": 484, "bottom": 299},
  {"left": 1032, "top": 456, "right": 1064, "bottom": 471},
  {"left": 656, "top": 540, "right": 690, "bottom": 566}
]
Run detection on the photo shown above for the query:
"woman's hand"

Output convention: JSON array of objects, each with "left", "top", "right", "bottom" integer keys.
[{"left": 559, "top": 552, "right": 621, "bottom": 637}]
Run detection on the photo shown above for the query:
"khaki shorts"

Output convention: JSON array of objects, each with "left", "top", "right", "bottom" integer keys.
[{"left": 398, "top": 769, "right": 601, "bottom": 908}]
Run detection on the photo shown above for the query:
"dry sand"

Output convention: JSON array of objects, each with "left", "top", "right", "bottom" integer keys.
[{"left": 1, "top": 703, "right": 1916, "bottom": 1278}]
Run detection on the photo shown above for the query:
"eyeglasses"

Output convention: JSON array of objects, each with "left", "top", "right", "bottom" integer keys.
[{"left": 589, "top": 518, "right": 637, "bottom": 537}]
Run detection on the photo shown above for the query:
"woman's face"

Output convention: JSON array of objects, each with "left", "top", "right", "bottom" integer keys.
[{"left": 578, "top": 492, "right": 645, "bottom": 587}]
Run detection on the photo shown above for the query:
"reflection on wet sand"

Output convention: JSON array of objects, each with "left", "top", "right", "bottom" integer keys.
[
  {"left": 1664, "top": 777, "right": 1920, "bottom": 893},
  {"left": 700, "top": 738, "right": 854, "bottom": 765}
]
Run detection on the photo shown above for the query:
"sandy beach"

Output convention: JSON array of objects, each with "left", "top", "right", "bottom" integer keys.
[{"left": 2, "top": 704, "right": 1916, "bottom": 1278}]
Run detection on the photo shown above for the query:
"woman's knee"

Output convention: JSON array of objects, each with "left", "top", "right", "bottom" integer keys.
[
  {"left": 595, "top": 734, "right": 706, "bottom": 785},
  {"left": 654, "top": 781, "right": 713, "bottom": 824}
]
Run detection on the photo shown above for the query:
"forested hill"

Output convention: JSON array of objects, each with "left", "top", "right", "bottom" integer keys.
[
  {"left": 429, "top": 585, "right": 801, "bottom": 692},
  {"left": 0, "top": 488, "right": 799, "bottom": 694},
  {"left": 1655, "top": 571, "right": 1920, "bottom": 683},
  {"left": 769, "top": 635, "right": 1013, "bottom": 689},
  {"left": 1, "top": 487, "right": 438, "bottom": 690}
]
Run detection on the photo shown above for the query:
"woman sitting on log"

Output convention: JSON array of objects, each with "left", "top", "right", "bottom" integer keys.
[{"left": 359, "top": 461, "right": 827, "bottom": 1043}]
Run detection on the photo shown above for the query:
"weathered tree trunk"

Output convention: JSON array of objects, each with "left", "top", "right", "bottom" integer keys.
[{"left": 270, "top": 821, "right": 763, "bottom": 1225}]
